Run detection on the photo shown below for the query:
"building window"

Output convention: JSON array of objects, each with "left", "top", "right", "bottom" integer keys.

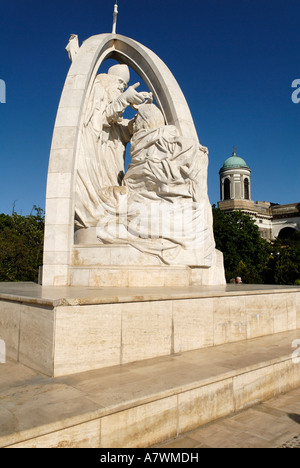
[
  {"left": 244, "top": 178, "right": 250, "bottom": 200},
  {"left": 224, "top": 178, "right": 231, "bottom": 200}
]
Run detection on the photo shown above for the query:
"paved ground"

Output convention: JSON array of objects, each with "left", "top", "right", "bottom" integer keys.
[{"left": 157, "top": 387, "right": 300, "bottom": 448}]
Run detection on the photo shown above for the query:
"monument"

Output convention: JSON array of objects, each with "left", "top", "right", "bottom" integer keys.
[
  {"left": 42, "top": 7, "right": 225, "bottom": 288},
  {"left": 0, "top": 4, "right": 299, "bottom": 448}
]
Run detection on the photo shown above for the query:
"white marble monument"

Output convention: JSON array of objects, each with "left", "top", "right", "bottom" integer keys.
[
  {"left": 1, "top": 10, "right": 300, "bottom": 448},
  {"left": 42, "top": 24, "right": 225, "bottom": 287}
]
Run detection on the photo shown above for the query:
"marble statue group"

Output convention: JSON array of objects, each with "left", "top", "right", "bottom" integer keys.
[{"left": 75, "top": 63, "right": 215, "bottom": 266}]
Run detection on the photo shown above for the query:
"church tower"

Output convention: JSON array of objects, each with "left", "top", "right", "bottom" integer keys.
[
  {"left": 218, "top": 148, "right": 300, "bottom": 241},
  {"left": 218, "top": 148, "right": 252, "bottom": 209}
]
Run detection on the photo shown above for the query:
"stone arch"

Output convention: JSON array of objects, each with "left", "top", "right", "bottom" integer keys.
[
  {"left": 272, "top": 222, "right": 300, "bottom": 240},
  {"left": 43, "top": 34, "right": 200, "bottom": 286},
  {"left": 277, "top": 227, "right": 297, "bottom": 240}
]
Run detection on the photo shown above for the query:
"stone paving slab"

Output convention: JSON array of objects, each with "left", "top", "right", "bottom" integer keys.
[{"left": 157, "top": 387, "right": 300, "bottom": 448}]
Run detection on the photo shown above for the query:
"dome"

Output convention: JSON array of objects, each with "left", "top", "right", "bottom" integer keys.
[{"left": 220, "top": 150, "right": 249, "bottom": 172}]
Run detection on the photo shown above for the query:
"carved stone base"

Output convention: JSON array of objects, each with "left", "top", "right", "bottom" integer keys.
[
  {"left": 70, "top": 246, "right": 225, "bottom": 287},
  {"left": 1, "top": 282, "right": 299, "bottom": 378}
]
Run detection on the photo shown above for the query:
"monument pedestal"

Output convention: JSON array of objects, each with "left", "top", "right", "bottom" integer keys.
[
  {"left": 1, "top": 282, "right": 300, "bottom": 447},
  {"left": 1, "top": 282, "right": 299, "bottom": 378}
]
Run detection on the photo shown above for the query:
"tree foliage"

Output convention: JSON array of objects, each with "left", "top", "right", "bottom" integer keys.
[
  {"left": 263, "top": 231, "right": 300, "bottom": 285},
  {"left": 212, "top": 207, "right": 269, "bottom": 283},
  {"left": 0, "top": 206, "right": 44, "bottom": 282},
  {"left": 212, "top": 207, "right": 300, "bottom": 285}
]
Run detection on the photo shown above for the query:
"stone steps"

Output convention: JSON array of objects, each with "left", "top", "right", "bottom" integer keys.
[{"left": 1, "top": 328, "right": 300, "bottom": 448}]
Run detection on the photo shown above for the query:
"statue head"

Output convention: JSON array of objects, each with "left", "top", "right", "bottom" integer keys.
[
  {"left": 133, "top": 101, "right": 165, "bottom": 133},
  {"left": 108, "top": 64, "right": 130, "bottom": 86},
  {"left": 97, "top": 64, "right": 130, "bottom": 101}
]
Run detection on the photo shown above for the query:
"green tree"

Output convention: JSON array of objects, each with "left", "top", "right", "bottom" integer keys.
[
  {"left": 212, "top": 207, "right": 269, "bottom": 283},
  {"left": 263, "top": 231, "right": 300, "bottom": 285},
  {"left": 0, "top": 206, "right": 44, "bottom": 282}
]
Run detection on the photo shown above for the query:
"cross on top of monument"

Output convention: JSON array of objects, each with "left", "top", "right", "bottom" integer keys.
[{"left": 112, "top": 1, "right": 118, "bottom": 34}]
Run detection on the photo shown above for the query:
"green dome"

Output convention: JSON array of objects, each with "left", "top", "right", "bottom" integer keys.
[{"left": 221, "top": 150, "right": 249, "bottom": 172}]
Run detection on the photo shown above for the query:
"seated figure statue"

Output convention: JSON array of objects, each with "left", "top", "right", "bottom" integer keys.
[{"left": 96, "top": 101, "right": 216, "bottom": 267}]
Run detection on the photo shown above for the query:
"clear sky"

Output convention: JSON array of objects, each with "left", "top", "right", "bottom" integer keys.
[{"left": 0, "top": 0, "right": 299, "bottom": 215}]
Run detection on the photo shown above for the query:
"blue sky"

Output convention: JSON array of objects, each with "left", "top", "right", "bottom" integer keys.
[{"left": 0, "top": 0, "right": 299, "bottom": 215}]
